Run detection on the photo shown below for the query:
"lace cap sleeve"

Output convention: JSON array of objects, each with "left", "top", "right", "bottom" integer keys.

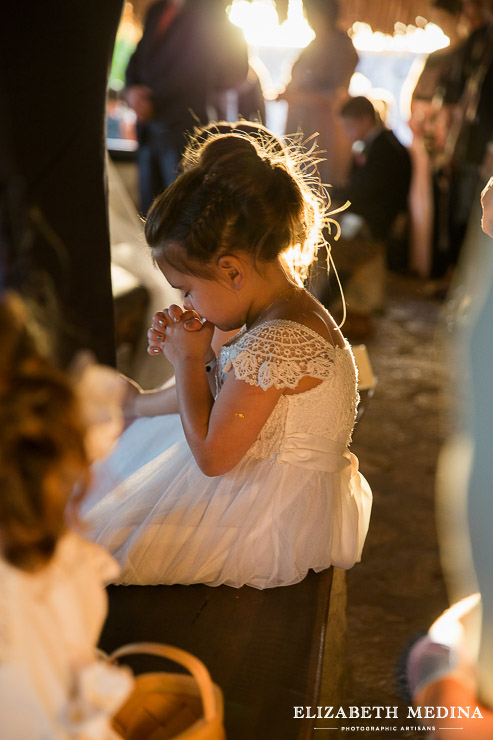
[{"left": 223, "top": 320, "right": 337, "bottom": 391}]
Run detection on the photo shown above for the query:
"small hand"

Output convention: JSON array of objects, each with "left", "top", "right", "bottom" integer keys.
[
  {"left": 147, "top": 305, "right": 184, "bottom": 356},
  {"left": 124, "top": 85, "right": 154, "bottom": 123},
  {"left": 147, "top": 306, "right": 214, "bottom": 363}
]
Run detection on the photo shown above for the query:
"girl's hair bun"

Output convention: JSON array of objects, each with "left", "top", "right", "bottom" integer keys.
[
  {"left": 199, "top": 133, "right": 260, "bottom": 172},
  {"left": 146, "top": 123, "right": 327, "bottom": 283},
  {"left": 198, "top": 134, "right": 272, "bottom": 202}
]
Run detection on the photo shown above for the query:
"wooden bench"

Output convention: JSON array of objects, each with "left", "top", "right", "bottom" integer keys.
[{"left": 99, "top": 568, "right": 333, "bottom": 740}]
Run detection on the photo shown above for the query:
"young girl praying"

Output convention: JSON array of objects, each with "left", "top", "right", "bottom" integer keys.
[{"left": 82, "top": 129, "right": 372, "bottom": 589}]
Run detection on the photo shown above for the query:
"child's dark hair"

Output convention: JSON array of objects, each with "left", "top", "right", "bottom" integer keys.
[
  {"left": 0, "top": 294, "right": 89, "bottom": 571},
  {"left": 340, "top": 96, "right": 377, "bottom": 121},
  {"left": 145, "top": 127, "right": 326, "bottom": 284}
]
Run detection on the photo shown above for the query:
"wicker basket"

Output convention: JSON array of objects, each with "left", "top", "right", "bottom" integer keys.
[{"left": 108, "top": 642, "right": 225, "bottom": 740}]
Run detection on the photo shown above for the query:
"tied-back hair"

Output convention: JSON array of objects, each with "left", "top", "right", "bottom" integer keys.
[
  {"left": 145, "top": 124, "right": 332, "bottom": 285},
  {"left": 0, "top": 294, "right": 90, "bottom": 572}
]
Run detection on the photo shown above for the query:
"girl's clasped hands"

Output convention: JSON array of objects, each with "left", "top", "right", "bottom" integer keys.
[{"left": 147, "top": 305, "right": 215, "bottom": 366}]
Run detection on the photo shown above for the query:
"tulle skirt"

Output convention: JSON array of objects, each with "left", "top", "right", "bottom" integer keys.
[{"left": 81, "top": 414, "right": 372, "bottom": 589}]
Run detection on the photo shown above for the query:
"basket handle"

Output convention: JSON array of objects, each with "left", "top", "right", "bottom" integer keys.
[{"left": 107, "top": 642, "right": 218, "bottom": 723}]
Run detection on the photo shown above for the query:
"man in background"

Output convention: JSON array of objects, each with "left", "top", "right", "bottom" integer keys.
[
  {"left": 319, "top": 96, "right": 411, "bottom": 337},
  {"left": 124, "top": 0, "right": 248, "bottom": 214}
]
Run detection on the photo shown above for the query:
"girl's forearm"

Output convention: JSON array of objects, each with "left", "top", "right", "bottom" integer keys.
[
  {"left": 134, "top": 384, "right": 179, "bottom": 416},
  {"left": 174, "top": 358, "right": 214, "bottom": 464}
]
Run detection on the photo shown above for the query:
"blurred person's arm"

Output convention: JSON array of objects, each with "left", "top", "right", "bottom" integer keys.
[
  {"left": 123, "top": 5, "right": 155, "bottom": 122},
  {"left": 123, "top": 41, "right": 154, "bottom": 122},
  {"left": 123, "top": 85, "right": 154, "bottom": 123},
  {"left": 121, "top": 376, "right": 179, "bottom": 418}
]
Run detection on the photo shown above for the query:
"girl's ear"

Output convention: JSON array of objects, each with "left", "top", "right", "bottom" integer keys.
[{"left": 216, "top": 255, "right": 244, "bottom": 290}]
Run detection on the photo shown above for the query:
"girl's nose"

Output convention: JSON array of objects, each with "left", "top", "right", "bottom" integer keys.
[{"left": 183, "top": 296, "right": 193, "bottom": 311}]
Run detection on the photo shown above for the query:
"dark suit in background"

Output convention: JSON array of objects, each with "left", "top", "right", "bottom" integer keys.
[
  {"left": 125, "top": 0, "right": 248, "bottom": 213},
  {"left": 332, "top": 127, "right": 412, "bottom": 243},
  {"left": 318, "top": 123, "right": 411, "bottom": 326}
]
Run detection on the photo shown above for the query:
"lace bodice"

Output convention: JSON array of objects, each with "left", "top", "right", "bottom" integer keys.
[{"left": 217, "top": 319, "right": 359, "bottom": 461}]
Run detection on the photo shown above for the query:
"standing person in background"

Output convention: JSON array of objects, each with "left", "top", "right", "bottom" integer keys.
[
  {"left": 124, "top": 0, "right": 248, "bottom": 214},
  {"left": 407, "top": 0, "right": 463, "bottom": 278},
  {"left": 280, "top": 0, "right": 358, "bottom": 189},
  {"left": 433, "top": 0, "right": 493, "bottom": 278}
]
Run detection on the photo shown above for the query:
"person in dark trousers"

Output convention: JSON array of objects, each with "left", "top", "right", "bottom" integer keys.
[
  {"left": 0, "top": 0, "right": 123, "bottom": 367},
  {"left": 124, "top": 0, "right": 248, "bottom": 214}
]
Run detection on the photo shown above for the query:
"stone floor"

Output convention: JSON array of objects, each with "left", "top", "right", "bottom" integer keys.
[{"left": 327, "top": 274, "right": 452, "bottom": 739}]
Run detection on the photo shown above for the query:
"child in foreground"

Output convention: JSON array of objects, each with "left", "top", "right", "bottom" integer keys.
[
  {"left": 82, "top": 128, "right": 372, "bottom": 588},
  {"left": 0, "top": 294, "right": 131, "bottom": 739}
]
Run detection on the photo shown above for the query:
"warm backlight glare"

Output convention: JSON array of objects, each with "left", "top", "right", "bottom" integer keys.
[
  {"left": 228, "top": 0, "right": 315, "bottom": 48},
  {"left": 350, "top": 21, "right": 450, "bottom": 54}
]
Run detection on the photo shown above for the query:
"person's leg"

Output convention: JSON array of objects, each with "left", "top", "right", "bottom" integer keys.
[
  {"left": 137, "top": 141, "right": 160, "bottom": 216},
  {"left": 158, "top": 145, "right": 181, "bottom": 189},
  {"left": 153, "top": 123, "right": 184, "bottom": 189},
  {"left": 137, "top": 123, "right": 181, "bottom": 212}
]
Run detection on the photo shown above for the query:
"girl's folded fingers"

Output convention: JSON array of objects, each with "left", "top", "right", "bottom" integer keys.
[
  {"left": 147, "top": 327, "right": 165, "bottom": 342},
  {"left": 181, "top": 310, "right": 204, "bottom": 330},
  {"left": 152, "top": 310, "right": 170, "bottom": 330},
  {"left": 168, "top": 304, "right": 184, "bottom": 322},
  {"left": 147, "top": 342, "right": 163, "bottom": 355},
  {"left": 147, "top": 325, "right": 165, "bottom": 355}
]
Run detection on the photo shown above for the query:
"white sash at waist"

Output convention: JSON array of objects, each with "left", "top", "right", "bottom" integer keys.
[{"left": 277, "top": 433, "right": 352, "bottom": 473}]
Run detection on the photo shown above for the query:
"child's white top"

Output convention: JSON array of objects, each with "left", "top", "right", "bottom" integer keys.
[
  {"left": 0, "top": 531, "right": 130, "bottom": 739},
  {"left": 219, "top": 319, "right": 358, "bottom": 450},
  {"left": 83, "top": 319, "right": 372, "bottom": 588}
]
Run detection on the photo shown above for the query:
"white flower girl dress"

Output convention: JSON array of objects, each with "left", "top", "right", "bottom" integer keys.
[{"left": 81, "top": 319, "right": 372, "bottom": 589}]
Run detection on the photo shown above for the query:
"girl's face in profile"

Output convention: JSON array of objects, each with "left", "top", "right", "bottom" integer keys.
[{"left": 156, "top": 254, "right": 247, "bottom": 331}]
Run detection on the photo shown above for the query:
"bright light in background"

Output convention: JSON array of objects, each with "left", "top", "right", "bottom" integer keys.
[
  {"left": 350, "top": 20, "right": 450, "bottom": 54},
  {"left": 225, "top": 1, "right": 451, "bottom": 142},
  {"left": 228, "top": 0, "right": 314, "bottom": 49},
  {"left": 348, "top": 72, "right": 373, "bottom": 97}
]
